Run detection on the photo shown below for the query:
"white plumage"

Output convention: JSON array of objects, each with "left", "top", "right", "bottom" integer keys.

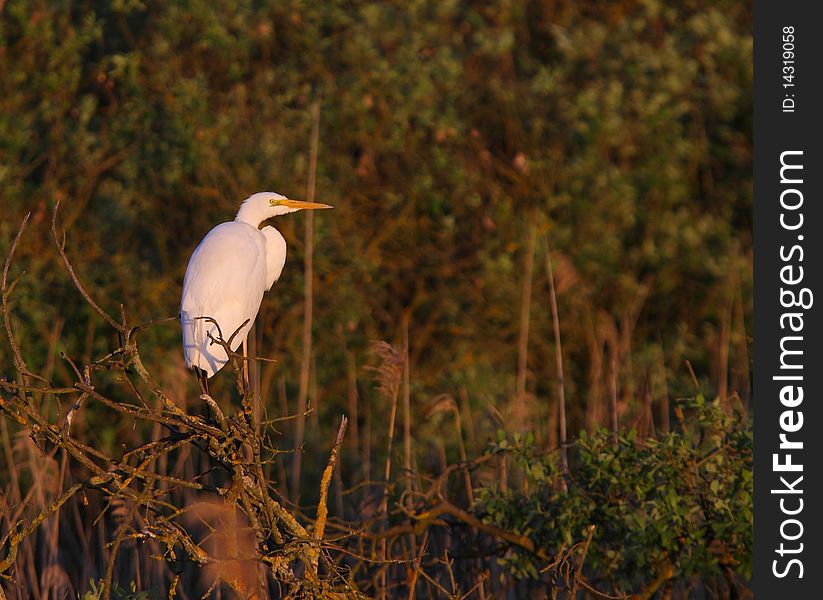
[{"left": 180, "top": 191, "right": 331, "bottom": 379}]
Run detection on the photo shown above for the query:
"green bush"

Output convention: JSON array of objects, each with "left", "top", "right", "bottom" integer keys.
[{"left": 476, "top": 396, "right": 752, "bottom": 592}]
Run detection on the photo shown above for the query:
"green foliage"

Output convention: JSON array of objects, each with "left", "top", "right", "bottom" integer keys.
[
  {"left": 80, "top": 579, "right": 151, "bottom": 600},
  {"left": 477, "top": 397, "right": 752, "bottom": 590}
]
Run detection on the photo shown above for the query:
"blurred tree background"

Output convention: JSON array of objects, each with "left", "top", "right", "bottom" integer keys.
[{"left": 0, "top": 0, "right": 751, "bottom": 597}]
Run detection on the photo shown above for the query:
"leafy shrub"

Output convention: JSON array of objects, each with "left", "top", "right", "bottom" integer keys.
[
  {"left": 476, "top": 396, "right": 752, "bottom": 593},
  {"left": 80, "top": 579, "right": 151, "bottom": 600}
]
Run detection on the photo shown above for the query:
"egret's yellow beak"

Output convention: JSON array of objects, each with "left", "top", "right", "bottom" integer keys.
[{"left": 274, "top": 199, "right": 333, "bottom": 210}]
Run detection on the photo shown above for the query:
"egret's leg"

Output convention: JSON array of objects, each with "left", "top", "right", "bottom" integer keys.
[
  {"left": 195, "top": 368, "right": 212, "bottom": 421},
  {"left": 242, "top": 336, "right": 250, "bottom": 395},
  {"left": 196, "top": 367, "right": 209, "bottom": 396}
]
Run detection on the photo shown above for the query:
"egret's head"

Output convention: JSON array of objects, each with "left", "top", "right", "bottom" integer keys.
[{"left": 236, "top": 191, "right": 332, "bottom": 225}]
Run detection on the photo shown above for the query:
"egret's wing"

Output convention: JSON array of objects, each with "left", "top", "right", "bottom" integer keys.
[{"left": 181, "top": 222, "right": 267, "bottom": 377}]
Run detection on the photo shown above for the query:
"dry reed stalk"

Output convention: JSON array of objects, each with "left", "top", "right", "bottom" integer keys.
[
  {"left": 0, "top": 419, "right": 22, "bottom": 521},
  {"left": 368, "top": 341, "right": 403, "bottom": 600},
  {"left": 543, "top": 240, "right": 568, "bottom": 476},
  {"left": 293, "top": 99, "right": 321, "bottom": 501},
  {"left": 608, "top": 336, "right": 619, "bottom": 448},
  {"left": 0, "top": 418, "right": 28, "bottom": 595},
  {"left": 718, "top": 298, "right": 731, "bottom": 408},
  {"left": 42, "top": 316, "right": 64, "bottom": 387},
  {"left": 656, "top": 340, "right": 670, "bottom": 433},
  {"left": 364, "top": 389, "right": 372, "bottom": 491},
  {"left": 497, "top": 449, "right": 508, "bottom": 494},
  {"left": 719, "top": 252, "right": 738, "bottom": 410},
  {"left": 347, "top": 351, "right": 360, "bottom": 456},
  {"left": 260, "top": 327, "right": 279, "bottom": 416},
  {"left": 401, "top": 315, "right": 415, "bottom": 559},
  {"left": 620, "top": 312, "right": 635, "bottom": 415},
  {"left": 425, "top": 394, "right": 473, "bottom": 502},
  {"left": 585, "top": 317, "right": 604, "bottom": 431},
  {"left": 333, "top": 456, "right": 345, "bottom": 523},
  {"left": 103, "top": 495, "right": 141, "bottom": 600},
  {"left": 458, "top": 387, "right": 478, "bottom": 456},
  {"left": 685, "top": 359, "right": 700, "bottom": 390},
  {"left": 48, "top": 449, "right": 69, "bottom": 573},
  {"left": 450, "top": 397, "right": 485, "bottom": 599},
  {"left": 276, "top": 375, "right": 290, "bottom": 496},
  {"left": 513, "top": 223, "right": 536, "bottom": 430},
  {"left": 452, "top": 403, "right": 473, "bottom": 505},
  {"left": 643, "top": 377, "right": 654, "bottom": 438},
  {"left": 308, "top": 352, "right": 318, "bottom": 434},
  {"left": 250, "top": 321, "right": 262, "bottom": 430},
  {"left": 733, "top": 250, "right": 752, "bottom": 410}
]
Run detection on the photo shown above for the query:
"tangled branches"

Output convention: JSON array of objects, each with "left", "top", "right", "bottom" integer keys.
[{"left": 0, "top": 207, "right": 354, "bottom": 599}]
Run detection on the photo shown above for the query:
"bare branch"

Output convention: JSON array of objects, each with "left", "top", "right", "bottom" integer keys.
[
  {"left": 2, "top": 212, "right": 37, "bottom": 381},
  {"left": 51, "top": 200, "right": 126, "bottom": 333}
]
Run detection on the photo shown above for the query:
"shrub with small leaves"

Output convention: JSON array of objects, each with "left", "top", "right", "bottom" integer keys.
[
  {"left": 475, "top": 396, "right": 752, "bottom": 594},
  {"left": 80, "top": 579, "right": 151, "bottom": 600}
]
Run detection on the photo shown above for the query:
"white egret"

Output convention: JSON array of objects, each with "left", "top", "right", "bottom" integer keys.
[{"left": 181, "top": 191, "right": 332, "bottom": 390}]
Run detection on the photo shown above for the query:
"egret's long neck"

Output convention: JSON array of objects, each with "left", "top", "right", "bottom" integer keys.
[
  {"left": 235, "top": 201, "right": 266, "bottom": 227},
  {"left": 262, "top": 226, "right": 287, "bottom": 289}
]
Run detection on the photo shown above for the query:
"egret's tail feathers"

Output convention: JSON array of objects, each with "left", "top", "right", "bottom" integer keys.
[{"left": 181, "top": 311, "right": 229, "bottom": 378}]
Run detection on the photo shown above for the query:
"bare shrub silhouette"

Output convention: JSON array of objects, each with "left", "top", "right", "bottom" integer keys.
[{"left": 1, "top": 208, "right": 354, "bottom": 599}]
